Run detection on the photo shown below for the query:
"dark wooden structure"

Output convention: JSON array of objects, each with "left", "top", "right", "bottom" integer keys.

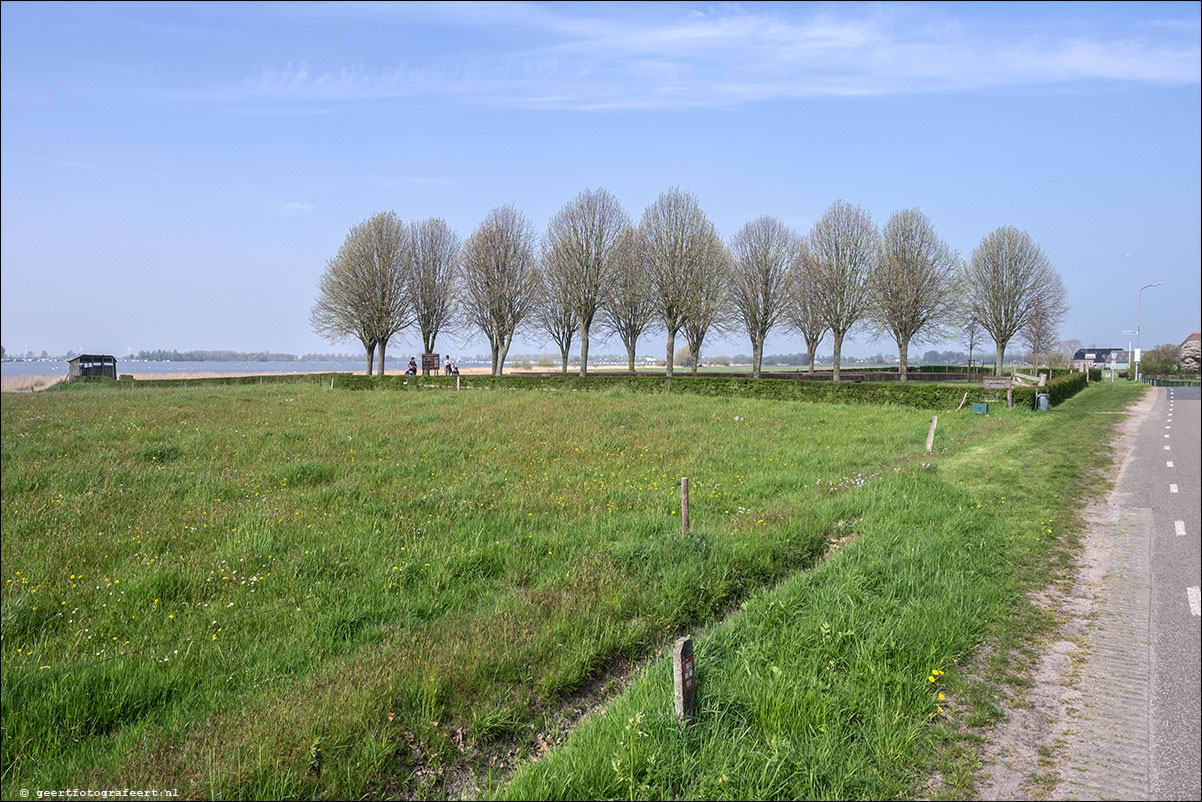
[{"left": 67, "top": 354, "right": 118, "bottom": 381}]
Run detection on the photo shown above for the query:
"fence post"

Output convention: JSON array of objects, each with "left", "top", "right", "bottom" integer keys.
[
  {"left": 680, "top": 477, "right": 689, "bottom": 535},
  {"left": 673, "top": 635, "right": 696, "bottom": 723},
  {"left": 925, "top": 416, "right": 938, "bottom": 453}
]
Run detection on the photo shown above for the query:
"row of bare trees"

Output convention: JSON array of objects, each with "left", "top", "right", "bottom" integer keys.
[{"left": 312, "top": 190, "right": 1068, "bottom": 379}]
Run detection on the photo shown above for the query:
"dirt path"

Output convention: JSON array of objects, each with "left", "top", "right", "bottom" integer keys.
[{"left": 973, "top": 389, "right": 1158, "bottom": 800}]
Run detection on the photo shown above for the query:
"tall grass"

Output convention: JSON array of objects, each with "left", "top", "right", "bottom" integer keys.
[
  {"left": 2, "top": 383, "right": 986, "bottom": 798},
  {"left": 502, "top": 382, "right": 1144, "bottom": 799},
  {"left": 0, "top": 375, "right": 63, "bottom": 392},
  {"left": 1, "top": 382, "right": 1139, "bottom": 799}
]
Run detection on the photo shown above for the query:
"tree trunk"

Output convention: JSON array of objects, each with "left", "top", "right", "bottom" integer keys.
[
  {"left": 490, "top": 344, "right": 500, "bottom": 376},
  {"left": 831, "top": 332, "right": 844, "bottom": 382},
  {"left": 897, "top": 337, "right": 909, "bottom": 382},
  {"left": 424, "top": 330, "right": 436, "bottom": 354},
  {"left": 752, "top": 337, "right": 764, "bottom": 379},
  {"left": 995, "top": 340, "right": 1005, "bottom": 376},
  {"left": 497, "top": 336, "right": 512, "bottom": 376},
  {"left": 805, "top": 336, "right": 819, "bottom": 374},
  {"left": 364, "top": 341, "right": 374, "bottom": 376},
  {"left": 561, "top": 348, "right": 569, "bottom": 374},
  {"left": 376, "top": 340, "right": 387, "bottom": 376},
  {"left": 626, "top": 340, "right": 637, "bottom": 374},
  {"left": 665, "top": 330, "right": 675, "bottom": 377},
  {"left": 690, "top": 344, "right": 699, "bottom": 375},
  {"left": 579, "top": 325, "right": 590, "bottom": 377}
]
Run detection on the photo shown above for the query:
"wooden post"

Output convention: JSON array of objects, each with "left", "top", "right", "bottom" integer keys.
[
  {"left": 925, "top": 415, "right": 938, "bottom": 453},
  {"left": 673, "top": 635, "right": 696, "bottom": 724},
  {"left": 456, "top": 374, "right": 460, "bottom": 392},
  {"left": 330, "top": 377, "right": 334, "bottom": 390},
  {"left": 956, "top": 392, "right": 968, "bottom": 411},
  {"left": 680, "top": 477, "right": 689, "bottom": 535},
  {"left": 1006, "top": 388, "right": 1013, "bottom": 408}
]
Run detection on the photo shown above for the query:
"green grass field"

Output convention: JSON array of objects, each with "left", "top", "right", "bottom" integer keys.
[{"left": 0, "top": 381, "right": 1142, "bottom": 799}]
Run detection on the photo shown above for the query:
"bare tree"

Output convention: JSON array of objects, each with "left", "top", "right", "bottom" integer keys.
[
  {"left": 964, "top": 227, "right": 1068, "bottom": 376},
  {"left": 962, "top": 315, "right": 983, "bottom": 372},
  {"left": 808, "top": 200, "right": 879, "bottom": 381},
  {"left": 600, "top": 227, "right": 654, "bottom": 374},
  {"left": 641, "top": 188, "right": 724, "bottom": 378},
  {"left": 1021, "top": 274, "right": 1068, "bottom": 366},
  {"left": 459, "top": 206, "right": 541, "bottom": 376},
  {"left": 311, "top": 252, "right": 376, "bottom": 376},
  {"left": 310, "top": 211, "right": 410, "bottom": 375},
  {"left": 544, "top": 188, "right": 631, "bottom": 376},
  {"left": 729, "top": 216, "right": 798, "bottom": 378},
  {"left": 408, "top": 218, "right": 460, "bottom": 370},
  {"left": 537, "top": 266, "right": 577, "bottom": 373},
  {"left": 867, "top": 209, "right": 958, "bottom": 381},
  {"left": 682, "top": 237, "right": 731, "bottom": 375},
  {"left": 784, "top": 239, "right": 827, "bottom": 374}
]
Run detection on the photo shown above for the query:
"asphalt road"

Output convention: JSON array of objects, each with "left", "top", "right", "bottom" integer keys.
[
  {"left": 1148, "top": 386, "right": 1201, "bottom": 799},
  {"left": 1050, "top": 386, "right": 1201, "bottom": 800}
]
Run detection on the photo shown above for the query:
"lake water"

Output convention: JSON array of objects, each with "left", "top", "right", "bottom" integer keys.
[{"left": 0, "top": 360, "right": 491, "bottom": 378}]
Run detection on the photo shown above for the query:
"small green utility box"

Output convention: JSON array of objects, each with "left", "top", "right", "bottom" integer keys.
[{"left": 971, "top": 402, "right": 988, "bottom": 414}]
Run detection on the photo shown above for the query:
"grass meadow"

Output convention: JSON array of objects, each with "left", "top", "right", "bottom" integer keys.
[{"left": 0, "top": 380, "right": 1142, "bottom": 799}]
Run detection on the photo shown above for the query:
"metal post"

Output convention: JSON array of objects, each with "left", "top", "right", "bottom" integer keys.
[{"left": 1136, "top": 281, "right": 1163, "bottom": 383}]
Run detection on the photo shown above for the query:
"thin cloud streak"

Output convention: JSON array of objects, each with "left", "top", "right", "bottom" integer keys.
[{"left": 196, "top": 7, "right": 1201, "bottom": 109}]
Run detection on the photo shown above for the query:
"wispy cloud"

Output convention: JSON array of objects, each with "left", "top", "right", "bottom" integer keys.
[{"left": 198, "top": 5, "right": 1202, "bottom": 110}]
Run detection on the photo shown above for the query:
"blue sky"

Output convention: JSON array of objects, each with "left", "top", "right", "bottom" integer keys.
[{"left": 2, "top": 1, "right": 1199, "bottom": 360}]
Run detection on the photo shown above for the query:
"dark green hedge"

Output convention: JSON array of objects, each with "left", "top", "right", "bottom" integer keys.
[
  {"left": 332, "top": 372, "right": 1034, "bottom": 410},
  {"left": 53, "top": 367, "right": 1094, "bottom": 411}
]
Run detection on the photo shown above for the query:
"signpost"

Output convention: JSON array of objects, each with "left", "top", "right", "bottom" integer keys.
[{"left": 421, "top": 353, "right": 439, "bottom": 375}]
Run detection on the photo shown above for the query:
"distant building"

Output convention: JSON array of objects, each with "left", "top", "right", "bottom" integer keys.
[
  {"left": 67, "top": 354, "right": 117, "bottom": 381},
  {"left": 1071, "top": 347, "right": 1129, "bottom": 370}
]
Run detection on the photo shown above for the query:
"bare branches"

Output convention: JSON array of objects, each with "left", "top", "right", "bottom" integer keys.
[
  {"left": 808, "top": 200, "right": 879, "bottom": 381},
  {"left": 537, "top": 264, "right": 578, "bottom": 373},
  {"left": 408, "top": 218, "right": 460, "bottom": 356},
  {"left": 784, "top": 238, "right": 827, "bottom": 374},
  {"left": 964, "top": 226, "right": 1067, "bottom": 375},
  {"left": 681, "top": 238, "right": 731, "bottom": 375},
  {"left": 640, "top": 188, "right": 724, "bottom": 377},
  {"left": 729, "top": 216, "right": 798, "bottom": 377},
  {"left": 544, "top": 188, "right": 631, "bottom": 375},
  {"left": 459, "top": 206, "right": 541, "bottom": 375},
  {"left": 867, "top": 209, "right": 959, "bottom": 380},
  {"left": 599, "top": 227, "right": 654, "bottom": 374},
  {"left": 1021, "top": 272, "right": 1068, "bottom": 366}
]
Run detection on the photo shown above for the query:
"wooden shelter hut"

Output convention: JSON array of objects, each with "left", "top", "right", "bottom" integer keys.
[{"left": 67, "top": 354, "right": 117, "bottom": 381}]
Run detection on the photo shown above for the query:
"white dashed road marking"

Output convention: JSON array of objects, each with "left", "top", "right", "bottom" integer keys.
[
  {"left": 1189, "top": 587, "right": 1201, "bottom": 617},
  {"left": 1169, "top": 484, "right": 1178, "bottom": 493},
  {"left": 1167, "top": 461, "right": 1174, "bottom": 467},
  {"left": 1176, "top": 520, "right": 1187, "bottom": 537}
]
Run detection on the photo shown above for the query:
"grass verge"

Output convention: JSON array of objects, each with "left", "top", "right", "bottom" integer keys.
[{"left": 501, "top": 382, "right": 1144, "bottom": 799}]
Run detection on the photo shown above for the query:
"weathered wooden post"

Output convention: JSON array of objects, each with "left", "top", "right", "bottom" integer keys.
[
  {"left": 330, "top": 377, "right": 334, "bottom": 390},
  {"left": 673, "top": 635, "right": 696, "bottom": 723},
  {"left": 456, "top": 374, "right": 460, "bottom": 392},
  {"left": 1006, "top": 387, "right": 1013, "bottom": 408},
  {"left": 925, "top": 416, "right": 938, "bottom": 453},
  {"left": 680, "top": 477, "right": 689, "bottom": 535}
]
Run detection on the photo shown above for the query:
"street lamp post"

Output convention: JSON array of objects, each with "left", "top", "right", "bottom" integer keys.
[{"left": 1136, "top": 281, "right": 1163, "bottom": 382}]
